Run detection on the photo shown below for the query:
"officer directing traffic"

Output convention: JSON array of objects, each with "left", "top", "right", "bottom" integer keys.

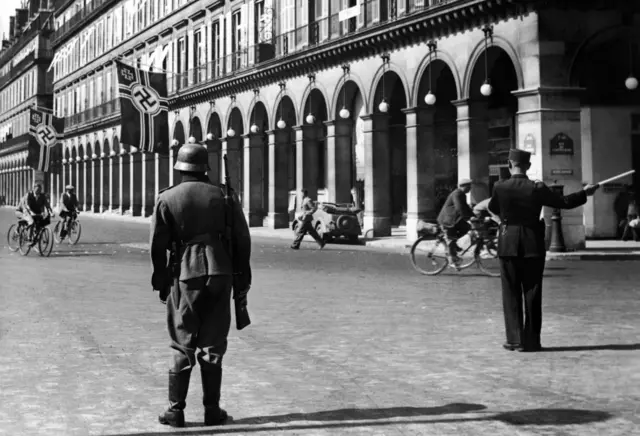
[
  {"left": 488, "top": 149, "right": 599, "bottom": 352},
  {"left": 150, "top": 143, "right": 252, "bottom": 428}
]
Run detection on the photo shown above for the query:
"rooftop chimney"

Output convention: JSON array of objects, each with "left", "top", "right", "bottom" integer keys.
[
  {"left": 2, "top": 40, "right": 10, "bottom": 50},
  {"left": 15, "top": 9, "right": 30, "bottom": 34},
  {"left": 9, "top": 17, "right": 15, "bottom": 40},
  {"left": 30, "top": 0, "right": 42, "bottom": 18}
]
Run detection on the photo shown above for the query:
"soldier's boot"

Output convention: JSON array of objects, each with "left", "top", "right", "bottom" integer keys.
[
  {"left": 202, "top": 366, "right": 228, "bottom": 426},
  {"left": 158, "top": 370, "right": 191, "bottom": 428}
]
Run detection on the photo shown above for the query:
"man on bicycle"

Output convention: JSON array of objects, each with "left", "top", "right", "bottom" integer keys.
[
  {"left": 18, "top": 184, "right": 53, "bottom": 244},
  {"left": 437, "top": 179, "right": 474, "bottom": 265},
  {"left": 59, "top": 185, "right": 80, "bottom": 239}
]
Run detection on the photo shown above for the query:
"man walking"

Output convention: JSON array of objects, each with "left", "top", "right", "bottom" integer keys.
[
  {"left": 488, "top": 149, "right": 599, "bottom": 352},
  {"left": 150, "top": 143, "right": 252, "bottom": 427},
  {"left": 291, "top": 189, "right": 325, "bottom": 249}
]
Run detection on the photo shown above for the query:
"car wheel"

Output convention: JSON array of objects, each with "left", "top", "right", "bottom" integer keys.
[{"left": 348, "top": 234, "right": 359, "bottom": 244}]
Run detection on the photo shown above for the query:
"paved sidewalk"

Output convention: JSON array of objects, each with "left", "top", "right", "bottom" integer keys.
[{"left": 25, "top": 208, "right": 640, "bottom": 260}]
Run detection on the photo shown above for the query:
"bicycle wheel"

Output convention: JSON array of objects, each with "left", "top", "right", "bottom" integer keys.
[
  {"left": 475, "top": 241, "right": 501, "bottom": 277},
  {"left": 456, "top": 233, "right": 478, "bottom": 269},
  {"left": 38, "top": 227, "right": 54, "bottom": 257},
  {"left": 68, "top": 220, "right": 82, "bottom": 245},
  {"left": 410, "top": 236, "right": 449, "bottom": 275},
  {"left": 7, "top": 224, "right": 20, "bottom": 252},
  {"left": 53, "top": 221, "right": 62, "bottom": 243},
  {"left": 18, "top": 227, "right": 32, "bottom": 256}
]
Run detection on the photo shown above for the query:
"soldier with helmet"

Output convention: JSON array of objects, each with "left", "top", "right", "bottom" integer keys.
[
  {"left": 150, "top": 142, "right": 252, "bottom": 428},
  {"left": 488, "top": 149, "right": 600, "bottom": 352}
]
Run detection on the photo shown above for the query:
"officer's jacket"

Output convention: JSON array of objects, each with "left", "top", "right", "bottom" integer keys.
[
  {"left": 437, "top": 188, "right": 473, "bottom": 227},
  {"left": 150, "top": 174, "right": 251, "bottom": 287},
  {"left": 488, "top": 174, "right": 587, "bottom": 258}
]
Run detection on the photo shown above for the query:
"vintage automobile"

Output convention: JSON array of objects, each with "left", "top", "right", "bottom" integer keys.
[{"left": 291, "top": 202, "right": 362, "bottom": 243}]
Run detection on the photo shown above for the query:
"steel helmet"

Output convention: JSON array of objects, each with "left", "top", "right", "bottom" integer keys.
[{"left": 173, "top": 143, "right": 210, "bottom": 172}]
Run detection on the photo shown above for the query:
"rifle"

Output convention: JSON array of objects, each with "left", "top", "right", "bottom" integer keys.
[{"left": 223, "top": 154, "right": 251, "bottom": 330}]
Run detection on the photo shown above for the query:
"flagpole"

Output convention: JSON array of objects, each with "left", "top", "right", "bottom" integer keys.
[{"left": 112, "top": 54, "right": 183, "bottom": 77}]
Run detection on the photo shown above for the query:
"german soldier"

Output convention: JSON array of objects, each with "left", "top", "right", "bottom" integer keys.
[
  {"left": 488, "top": 149, "right": 599, "bottom": 352},
  {"left": 150, "top": 143, "right": 252, "bottom": 427}
]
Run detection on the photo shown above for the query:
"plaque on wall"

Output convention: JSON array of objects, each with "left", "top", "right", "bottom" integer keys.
[
  {"left": 522, "top": 133, "right": 536, "bottom": 154},
  {"left": 550, "top": 133, "right": 574, "bottom": 155},
  {"left": 551, "top": 169, "right": 574, "bottom": 176}
]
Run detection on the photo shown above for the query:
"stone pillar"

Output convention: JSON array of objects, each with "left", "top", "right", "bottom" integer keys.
[
  {"left": 361, "top": 113, "right": 392, "bottom": 237},
  {"left": 324, "top": 119, "right": 353, "bottom": 204},
  {"left": 83, "top": 156, "right": 90, "bottom": 211},
  {"left": 158, "top": 153, "right": 170, "bottom": 191},
  {"left": 86, "top": 156, "right": 94, "bottom": 212},
  {"left": 120, "top": 151, "right": 130, "bottom": 213},
  {"left": 225, "top": 136, "right": 244, "bottom": 202},
  {"left": 267, "top": 129, "right": 290, "bottom": 228},
  {"left": 110, "top": 152, "right": 120, "bottom": 212},
  {"left": 131, "top": 150, "right": 142, "bottom": 216},
  {"left": 143, "top": 151, "right": 155, "bottom": 216},
  {"left": 206, "top": 140, "right": 221, "bottom": 185},
  {"left": 243, "top": 133, "right": 265, "bottom": 227},
  {"left": 403, "top": 107, "right": 440, "bottom": 240},
  {"left": 169, "top": 147, "right": 176, "bottom": 186},
  {"left": 454, "top": 99, "right": 490, "bottom": 201},
  {"left": 513, "top": 87, "right": 586, "bottom": 250},
  {"left": 91, "top": 155, "right": 99, "bottom": 212},
  {"left": 295, "top": 124, "right": 320, "bottom": 206}
]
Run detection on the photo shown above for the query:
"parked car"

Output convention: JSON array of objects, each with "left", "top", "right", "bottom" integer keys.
[{"left": 291, "top": 202, "right": 362, "bottom": 243}]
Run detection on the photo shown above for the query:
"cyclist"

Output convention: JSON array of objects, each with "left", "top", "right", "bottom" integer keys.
[
  {"left": 58, "top": 184, "right": 80, "bottom": 239},
  {"left": 437, "top": 179, "right": 474, "bottom": 265},
  {"left": 19, "top": 183, "right": 53, "bottom": 245}
]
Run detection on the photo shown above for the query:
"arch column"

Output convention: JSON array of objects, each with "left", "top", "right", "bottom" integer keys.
[
  {"left": 120, "top": 152, "right": 131, "bottom": 213},
  {"left": 295, "top": 124, "right": 320, "bottom": 207},
  {"left": 206, "top": 140, "right": 221, "bottom": 185},
  {"left": 225, "top": 136, "right": 244, "bottom": 203},
  {"left": 100, "top": 156, "right": 108, "bottom": 212},
  {"left": 513, "top": 87, "right": 586, "bottom": 249},
  {"left": 91, "top": 156, "right": 99, "bottom": 212},
  {"left": 110, "top": 153, "right": 120, "bottom": 212},
  {"left": 86, "top": 157, "right": 94, "bottom": 212},
  {"left": 131, "top": 150, "right": 143, "bottom": 216},
  {"left": 404, "top": 106, "right": 440, "bottom": 240},
  {"left": 158, "top": 153, "right": 170, "bottom": 190},
  {"left": 324, "top": 119, "right": 352, "bottom": 204},
  {"left": 361, "top": 113, "right": 392, "bottom": 237},
  {"left": 454, "top": 99, "right": 490, "bottom": 200},
  {"left": 266, "top": 129, "right": 290, "bottom": 228},
  {"left": 142, "top": 151, "right": 155, "bottom": 216},
  {"left": 243, "top": 133, "right": 265, "bottom": 227}
]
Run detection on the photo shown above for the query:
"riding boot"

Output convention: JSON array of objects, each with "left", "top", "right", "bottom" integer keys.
[
  {"left": 158, "top": 370, "right": 192, "bottom": 427},
  {"left": 201, "top": 366, "right": 228, "bottom": 426}
]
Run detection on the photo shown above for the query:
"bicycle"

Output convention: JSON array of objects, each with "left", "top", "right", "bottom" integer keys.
[
  {"left": 54, "top": 212, "right": 82, "bottom": 245},
  {"left": 6, "top": 219, "right": 28, "bottom": 252},
  {"left": 18, "top": 213, "right": 54, "bottom": 257},
  {"left": 410, "top": 218, "right": 500, "bottom": 277}
]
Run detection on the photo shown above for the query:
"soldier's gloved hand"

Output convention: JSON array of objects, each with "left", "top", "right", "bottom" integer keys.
[
  {"left": 583, "top": 184, "right": 600, "bottom": 196},
  {"left": 152, "top": 271, "right": 171, "bottom": 292}
]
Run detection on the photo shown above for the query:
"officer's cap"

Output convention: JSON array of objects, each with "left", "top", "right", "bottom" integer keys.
[
  {"left": 458, "top": 178, "right": 472, "bottom": 187},
  {"left": 508, "top": 148, "right": 531, "bottom": 165},
  {"left": 65, "top": 185, "right": 75, "bottom": 190}
]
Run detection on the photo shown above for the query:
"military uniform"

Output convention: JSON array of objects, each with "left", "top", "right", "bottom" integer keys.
[
  {"left": 150, "top": 144, "right": 251, "bottom": 427},
  {"left": 488, "top": 149, "right": 593, "bottom": 351}
]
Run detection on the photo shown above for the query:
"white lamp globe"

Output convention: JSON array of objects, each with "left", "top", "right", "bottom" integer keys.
[
  {"left": 227, "top": 128, "right": 236, "bottom": 137},
  {"left": 206, "top": 132, "right": 214, "bottom": 141},
  {"left": 109, "top": 151, "right": 116, "bottom": 157},
  {"left": 306, "top": 113, "right": 316, "bottom": 124},
  {"left": 277, "top": 119, "right": 287, "bottom": 129},
  {"left": 120, "top": 149, "right": 126, "bottom": 155},
  {"left": 100, "top": 152, "right": 106, "bottom": 158},
  {"left": 76, "top": 156, "right": 82, "bottom": 162},
  {"left": 62, "top": 158, "right": 67, "bottom": 164},
  {"left": 84, "top": 155, "right": 89, "bottom": 161},
  {"left": 378, "top": 100, "right": 389, "bottom": 113},
  {"left": 171, "top": 139, "right": 179, "bottom": 147},
  {"left": 626, "top": 76, "right": 638, "bottom": 90},
  {"left": 339, "top": 107, "right": 350, "bottom": 119},
  {"left": 250, "top": 124, "right": 259, "bottom": 134},
  {"left": 91, "top": 153, "right": 97, "bottom": 159},
  {"left": 424, "top": 91, "right": 436, "bottom": 105},
  {"left": 131, "top": 146, "right": 139, "bottom": 153},
  {"left": 188, "top": 136, "right": 196, "bottom": 144},
  {"left": 480, "top": 81, "right": 493, "bottom": 97}
]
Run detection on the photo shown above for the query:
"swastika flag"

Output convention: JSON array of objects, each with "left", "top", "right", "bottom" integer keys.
[
  {"left": 27, "top": 109, "right": 64, "bottom": 173},
  {"left": 116, "top": 60, "right": 169, "bottom": 154}
]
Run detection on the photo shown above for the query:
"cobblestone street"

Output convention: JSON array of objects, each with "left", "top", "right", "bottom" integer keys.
[{"left": 1, "top": 207, "right": 639, "bottom": 436}]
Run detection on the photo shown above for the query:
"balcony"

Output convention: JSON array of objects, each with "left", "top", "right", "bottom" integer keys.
[
  {"left": 53, "top": 0, "right": 120, "bottom": 45},
  {"left": 0, "top": 133, "right": 30, "bottom": 153},
  {"left": 63, "top": 98, "right": 120, "bottom": 131},
  {"left": 169, "top": 0, "right": 455, "bottom": 96},
  {"left": 0, "top": 49, "right": 54, "bottom": 89},
  {"left": 0, "top": 15, "right": 49, "bottom": 67}
]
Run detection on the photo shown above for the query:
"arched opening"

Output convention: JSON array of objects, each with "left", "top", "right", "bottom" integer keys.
[
  {"left": 64, "top": 148, "right": 71, "bottom": 187},
  {"left": 205, "top": 112, "right": 223, "bottom": 184},
  {"left": 416, "top": 58, "right": 459, "bottom": 215},
  {"left": 246, "top": 101, "right": 269, "bottom": 226},
  {"left": 269, "top": 95, "right": 296, "bottom": 228},
  {"left": 572, "top": 31, "right": 640, "bottom": 237},
  {"left": 102, "top": 139, "right": 110, "bottom": 210},
  {"left": 77, "top": 144, "right": 85, "bottom": 210},
  {"left": 111, "top": 137, "right": 121, "bottom": 211},
  {"left": 468, "top": 45, "right": 519, "bottom": 202},
  {"left": 189, "top": 116, "right": 203, "bottom": 142},
  {"left": 372, "top": 70, "right": 408, "bottom": 228},
  {"left": 226, "top": 107, "right": 244, "bottom": 201},
  {"left": 332, "top": 80, "right": 363, "bottom": 204},
  {"left": 172, "top": 120, "right": 186, "bottom": 185},
  {"left": 301, "top": 88, "right": 329, "bottom": 210},
  {"left": 86, "top": 142, "right": 93, "bottom": 211}
]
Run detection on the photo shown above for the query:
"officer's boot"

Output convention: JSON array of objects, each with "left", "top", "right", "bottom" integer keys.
[
  {"left": 201, "top": 366, "right": 228, "bottom": 426},
  {"left": 158, "top": 370, "right": 191, "bottom": 427}
]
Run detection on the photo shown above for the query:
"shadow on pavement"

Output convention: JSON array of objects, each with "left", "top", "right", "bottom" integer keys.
[
  {"left": 541, "top": 343, "right": 640, "bottom": 352},
  {"left": 49, "top": 252, "right": 115, "bottom": 258},
  {"left": 107, "top": 406, "right": 613, "bottom": 436}
]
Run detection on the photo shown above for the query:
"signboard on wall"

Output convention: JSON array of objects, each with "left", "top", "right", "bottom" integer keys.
[
  {"left": 550, "top": 132, "right": 574, "bottom": 155},
  {"left": 551, "top": 169, "right": 574, "bottom": 176},
  {"left": 522, "top": 133, "right": 536, "bottom": 154}
]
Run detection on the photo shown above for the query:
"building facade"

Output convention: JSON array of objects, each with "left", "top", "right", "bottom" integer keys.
[
  {"left": 44, "top": 0, "right": 640, "bottom": 248},
  {"left": 0, "top": 1, "right": 57, "bottom": 206}
]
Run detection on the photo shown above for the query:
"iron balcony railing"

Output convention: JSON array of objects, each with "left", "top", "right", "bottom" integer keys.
[
  {"left": 52, "top": 0, "right": 121, "bottom": 44},
  {"left": 0, "top": 49, "right": 54, "bottom": 89},
  {"left": 63, "top": 98, "right": 120, "bottom": 130},
  {"left": 168, "top": 0, "right": 454, "bottom": 96}
]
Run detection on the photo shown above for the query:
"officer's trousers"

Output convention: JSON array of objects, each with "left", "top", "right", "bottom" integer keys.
[
  {"left": 167, "top": 275, "right": 233, "bottom": 373},
  {"left": 499, "top": 257, "right": 546, "bottom": 347}
]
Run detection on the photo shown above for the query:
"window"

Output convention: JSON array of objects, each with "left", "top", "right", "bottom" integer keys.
[
  {"left": 97, "top": 21, "right": 104, "bottom": 55},
  {"left": 194, "top": 29, "right": 205, "bottom": 82},
  {"left": 212, "top": 19, "right": 222, "bottom": 76},
  {"left": 255, "top": 0, "right": 265, "bottom": 44},
  {"left": 177, "top": 37, "right": 186, "bottom": 89},
  {"left": 232, "top": 10, "right": 242, "bottom": 67}
]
